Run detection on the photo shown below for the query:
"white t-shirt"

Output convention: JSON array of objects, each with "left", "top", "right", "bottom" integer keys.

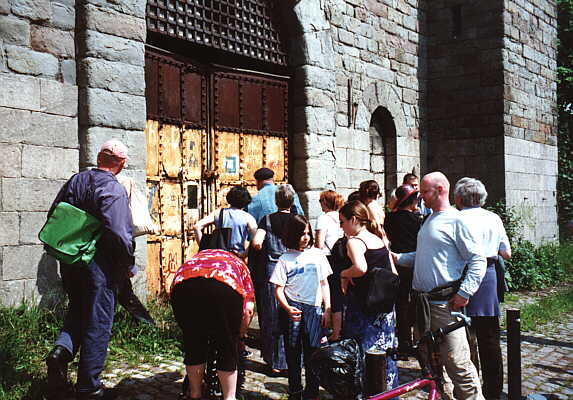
[
  {"left": 315, "top": 211, "right": 343, "bottom": 255},
  {"left": 459, "top": 207, "right": 511, "bottom": 257},
  {"left": 270, "top": 248, "right": 333, "bottom": 307}
]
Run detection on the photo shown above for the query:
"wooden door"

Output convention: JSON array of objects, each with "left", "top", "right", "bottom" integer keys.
[
  {"left": 144, "top": 49, "right": 289, "bottom": 297},
  {"left": 212, "top": 71, "right": 289, "bottom": 199}
]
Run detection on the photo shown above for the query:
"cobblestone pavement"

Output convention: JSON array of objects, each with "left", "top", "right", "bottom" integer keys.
[{"left": 63, "top": 289, "right": 573, "bottom": 400}]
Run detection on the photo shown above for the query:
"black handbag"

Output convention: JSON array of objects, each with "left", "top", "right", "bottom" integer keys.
[
  {"left": 198, "top": 209, "right": 232, "bottom": 251},
  {"left": 363, "top": 266, "right": 400, "bottom": 315}
]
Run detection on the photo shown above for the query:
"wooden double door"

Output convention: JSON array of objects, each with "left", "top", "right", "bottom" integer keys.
[{"left": 144, "top": 48, "right": 290, "bottom": 296}]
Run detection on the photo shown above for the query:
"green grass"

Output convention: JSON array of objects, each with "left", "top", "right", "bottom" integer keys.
[
  {"left": 0, "top": 299, "right": 182, "bottom": 400},
  {"left": 508, "top": 287, "right": 573, "bottom": 332}
]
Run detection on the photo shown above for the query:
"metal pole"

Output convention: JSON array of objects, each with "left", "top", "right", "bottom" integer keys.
[
  {"left": 507, "top": 309, "right": 521, "bottom": 400},
  {"left": 365, "top": 349, "right": 387, "bottom": 396}
]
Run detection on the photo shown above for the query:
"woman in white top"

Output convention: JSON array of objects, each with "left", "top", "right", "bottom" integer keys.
[
  {"left": 314, "top": 190, "right": 344, "bottom": 255},
  {"left": 314, "top": 190, "right": 345, "bottom": 341}
]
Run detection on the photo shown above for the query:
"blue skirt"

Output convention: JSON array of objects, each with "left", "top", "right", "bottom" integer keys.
[
  {"left": 466, "top": 265, "right": 499, "bottom": 317},
  {"left": 342, "top": 292, "right": 398, "bottom": 390}
]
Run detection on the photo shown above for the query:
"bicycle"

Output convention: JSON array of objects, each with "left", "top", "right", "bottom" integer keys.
[{"left": 367, "top": 311, "right": 471, "bottom": 400}]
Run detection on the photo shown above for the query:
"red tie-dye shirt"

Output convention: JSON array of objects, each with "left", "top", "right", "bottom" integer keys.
[{"left": 171, "top": 249, "right": 255, "bottom": 307}]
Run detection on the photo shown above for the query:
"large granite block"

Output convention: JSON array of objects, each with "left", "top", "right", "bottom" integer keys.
[
  {"left": 2, "top": 244, "right": 44, "bottom": 280},
  {"left": 83, "top": 30, "right": 144, "bottom": 67},
  {"left": 0, "top": 15, "right": 30, "bottom": 45},
  {"left": 22, "top": 145, "right": 79, "bottom": 179},
  {"left": 0, "top": 74, "right": 40, "bottom": 111},
  {"left": 2, "top": 178, "right": 65, "bottom": 211},
  {"left": 80, "top": 58, "right": 145, "bottom": 96},
  {"left": 40, "top": 79, "right": 78, "bottom": 117},
  {"left": 6, "top": 45, "right": 59, "bottom": 78},
  {"left": 0, "top": 143, "right": 22, "bottom": 178},
  {"left": 81, "top": 87, "right": 146, "bottom": 130},
  {"left": 0, "top": 213, "right": 19, "bottom": 245},
  {"left": 31, "top": 25, "right": 74, "bottom": 58}
]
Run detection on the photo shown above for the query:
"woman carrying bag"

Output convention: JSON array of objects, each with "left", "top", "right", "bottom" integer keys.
[{"left": 339, "top": 200, "right": 399, "bottom": 392}]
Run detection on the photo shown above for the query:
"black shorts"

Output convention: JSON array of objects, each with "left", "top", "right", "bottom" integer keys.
[{"left": 171, "top": 277, "right": 243, "bottom": 371}]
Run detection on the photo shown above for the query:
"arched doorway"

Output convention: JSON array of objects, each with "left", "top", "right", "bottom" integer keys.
[{"left": 369, "top": 107, "right": 397, "bottom": 202}]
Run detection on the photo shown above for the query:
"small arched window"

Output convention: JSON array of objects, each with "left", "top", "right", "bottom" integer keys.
[{"left": 369, "top": 107, "right": 397, "bottom": 202}]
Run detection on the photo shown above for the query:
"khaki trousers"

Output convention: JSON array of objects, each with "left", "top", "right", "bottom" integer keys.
[{"left": 416, "top": 303, "right": 485, "bottom": 400}]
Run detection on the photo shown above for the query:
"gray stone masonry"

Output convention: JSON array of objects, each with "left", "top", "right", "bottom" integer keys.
[
  {"left": 502, "top": 0, "right": 558, "bottom": 242},
  {"left": 0, "top": 0, "right": 79, "bottom": 308},
  {"left": 0, "top": 15, "right": 30, "bottom": 45},
  {"left": 74, "top": 0, "right": 147, "bottom": 300},
  {"left": 0, "top": 0, "right": 146, "bottom": 307},
  {"left": 286, "top": 0, "right": 421, "bottom": 212}
]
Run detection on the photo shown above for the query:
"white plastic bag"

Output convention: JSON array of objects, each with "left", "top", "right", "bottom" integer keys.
[{"left": 117, "top": 176, "right": 159, "bottom": 237}]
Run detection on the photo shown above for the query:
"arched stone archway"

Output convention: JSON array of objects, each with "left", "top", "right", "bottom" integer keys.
[{"left": 357, "top": 82, "right": 420, "bottom": 202}]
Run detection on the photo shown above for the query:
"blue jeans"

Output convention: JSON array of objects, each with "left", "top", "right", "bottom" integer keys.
[
  {"left": 280, "top": 298, "right": 324, "bottom": 398},
  {"left": 55, "top": 259, "right": 117, "bottom": 393}
]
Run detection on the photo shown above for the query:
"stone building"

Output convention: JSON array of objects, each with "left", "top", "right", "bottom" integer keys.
[{"left": 0, "top": 0, "right": 558, "bottom": 306}]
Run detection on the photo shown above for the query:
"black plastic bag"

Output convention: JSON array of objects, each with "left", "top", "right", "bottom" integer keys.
[{"left": 307, "top": 338, "right": 364, "bottom": 400}]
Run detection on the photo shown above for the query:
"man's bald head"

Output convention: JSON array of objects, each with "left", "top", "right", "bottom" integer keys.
[
  {"left": 420, "top": 171, "right": 451, "bottom": 211},
  {"left": 422, "top": 172, "right": 450, "bottom": 192}
]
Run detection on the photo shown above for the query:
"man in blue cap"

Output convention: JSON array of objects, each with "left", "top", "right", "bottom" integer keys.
[{"left": 246, "top": 167, "right": 304, "bottom": 223}]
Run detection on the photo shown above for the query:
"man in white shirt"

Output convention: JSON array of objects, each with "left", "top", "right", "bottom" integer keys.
[{"left": 395, "top": 172, "right": 486, "bottom": 400}]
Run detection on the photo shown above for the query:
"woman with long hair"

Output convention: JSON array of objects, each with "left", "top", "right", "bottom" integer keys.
[
  {"left": 339, "top": 200, "right": 399, "bottom": 391},
  {"left": 358, "top": 180, "right": 388, "bottom": 241}
]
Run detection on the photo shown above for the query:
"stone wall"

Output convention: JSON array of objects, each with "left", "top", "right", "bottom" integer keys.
[
  {"left": 0, "top": 0, "right": 78, "bottom": 306},
  {"left": 76, "top": 0, "right": 148, "bottom": 298},
  {"left": 0, "top": 0, "right": 147, "bottom": 306},
  {"left": 285, "top": 0, "right": 422, "bottom": 221},
  {"left": 502, "top": 0, "right": 558, "bottom": 242},
  {"left": 425, "top": 0, "right": 506, "bottom": 201}
]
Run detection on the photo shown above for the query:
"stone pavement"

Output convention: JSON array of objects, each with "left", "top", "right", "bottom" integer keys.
[
  {"left": 89, "top": 313, "right": 572, "bottom": 400},
  {"left": 60, "top": 289, "right": 572, "bottom": 400}
]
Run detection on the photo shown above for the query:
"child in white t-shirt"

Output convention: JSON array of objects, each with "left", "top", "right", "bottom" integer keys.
[{"left": 270, "top": 215, "right": 332, "bottom": 400}]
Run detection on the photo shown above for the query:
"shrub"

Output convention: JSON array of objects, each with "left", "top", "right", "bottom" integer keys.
[
  {"left": 505, "top": 240, "right": 571, "bottom": 290},
  {"left": 486, "top": 201, "right": 573, "bottom": 291}
]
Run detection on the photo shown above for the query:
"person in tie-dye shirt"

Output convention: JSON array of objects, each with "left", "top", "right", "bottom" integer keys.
[{"left": 170, "top": 249, "right": 254, "bottom": 400}]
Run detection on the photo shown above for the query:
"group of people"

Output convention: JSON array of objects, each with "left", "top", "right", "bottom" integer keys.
[{"left": 43, "top": 138, "right": 511, "bottom": 400}]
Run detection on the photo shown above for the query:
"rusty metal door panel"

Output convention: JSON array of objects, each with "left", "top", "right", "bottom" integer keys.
[
  {"left": 265, "top": 136, "right": 287, "bottom": 182},
  {"left": 159, "top": 180, "right": 182, "bottom": 236},
  {"left": 265, "top": 85, "right": 287, "bottom": 133},
  {"left": 145, "top": 51, "right": 291, "bottom": 298},
  {"left": 146, "top": 241, "right": 162, "bottom": 298},
  {"left": 241, "top": 82, "right": 263, "bottom": 130},
  {"left": 241, "top": 134, "right": 264, "bottom": 182},
  {"left": 215, "top": 131, "right": 240, "bottom": 182},
  {"left": 182, "top": 128, "right": 203, "bottom": 181},
  {"left": 161, "top": 238, "right": 182, "bottom": 294},
  {"left": 182, "top": 71, "right": 205, "bottom": 125},
  {"left": 160, "top": 63, "right": 181, "bottom": 121},
  {"left": 145, "top": 56, "right": 159, "bottom": 119},
  {"left": 214, "top": 77, "right": 240, "bottom": 129},
  {"left": 145, "top": 120, "right": 160, "bottom": 177},
  {"left": 147, "top": 180, "right": 161, "bottom": 235},
  {"left": 160, "top": 124, "right": 182, "bottom": 178}
]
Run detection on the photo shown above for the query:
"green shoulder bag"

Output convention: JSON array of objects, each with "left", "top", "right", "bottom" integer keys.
[{"left": 38, "top": 202, "right": 103, "bottom": 265}]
